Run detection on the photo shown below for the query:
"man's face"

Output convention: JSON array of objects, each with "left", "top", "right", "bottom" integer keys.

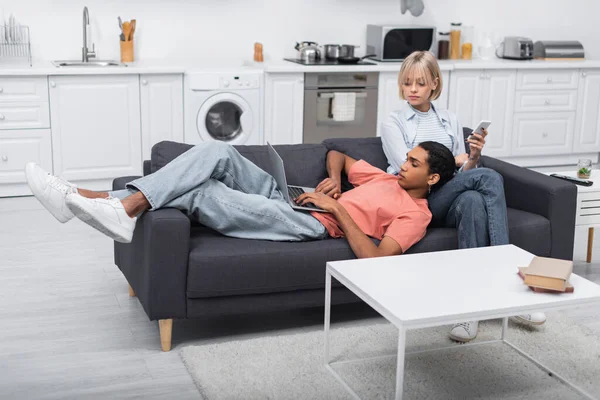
[{"left": 396, "top": 146, "right": 435, "bottom": 191}]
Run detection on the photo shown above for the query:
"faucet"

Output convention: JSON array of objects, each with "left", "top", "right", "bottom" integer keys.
[{"left": 82, "top": 6, "right": 96, "bottom": 62}]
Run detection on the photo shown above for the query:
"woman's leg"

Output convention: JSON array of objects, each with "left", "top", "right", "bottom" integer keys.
[
  {"left": 428, "top": 168, "right": 508, "bottom": 246},
  {"left": 125, "top": 141, "right": 281, "bottom": 210}
]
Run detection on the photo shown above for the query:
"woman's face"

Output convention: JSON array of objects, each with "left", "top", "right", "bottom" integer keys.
[{"left": 399, "top": 71, "right": 437, "bottom": 109}]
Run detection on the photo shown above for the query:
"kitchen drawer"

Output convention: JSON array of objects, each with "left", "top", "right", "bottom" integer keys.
[
  {"left": 514, "top": 90, "right": 577, "bottom": 112},
  {"left": 0, "top": 77, "right": 49, "bottom": 103},
  {"left": 0, "top": 102, "right": 50, "bottom": 129},
  {"left": 511, "top": 112, "right": 575, "bottom": 156},
  {"left": 576, "top": 192, "right": 600, "bottom": 226},
  {"left": 516, "top": 70, "right": 579, "bottom": 90},
  {"left": 0, "top": 129, "right": 52, "bottom": 184}
]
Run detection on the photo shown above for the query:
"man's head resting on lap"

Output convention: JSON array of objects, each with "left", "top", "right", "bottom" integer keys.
[{"left": 396, "top": 141, "right": 455, "bottom": 198}]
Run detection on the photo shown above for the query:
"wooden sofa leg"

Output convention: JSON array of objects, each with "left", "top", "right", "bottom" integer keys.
[
  {"left": 128, "top": 283, "right": 136, "bottom": 297},
  {"left": 587, "top": 227, "right": 594, "bottom": 263},
  {"left": 159, "top": 319, "right": 173, "bottom": 352}
]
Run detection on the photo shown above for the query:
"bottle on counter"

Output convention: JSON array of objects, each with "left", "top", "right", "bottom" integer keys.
[
  {"left": 437, "top": 32, "right": 450, "bottom": 60},
  {"left": 461, "top": 25, "right": 474, "bottom": 60},
  {"left": 450, "top": 22, "right": 462, "bottom": 60}
]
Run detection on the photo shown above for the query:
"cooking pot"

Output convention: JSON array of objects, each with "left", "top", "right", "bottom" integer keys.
[{"left": 323, "top": 44, "right": 340, "bottom": 60}]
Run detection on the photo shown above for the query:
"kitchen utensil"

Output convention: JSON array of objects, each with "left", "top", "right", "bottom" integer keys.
[
  {"left": 118, "top": 16, "right": 123, "bottom": 31},
  {"left": 401, "top": 0, "right": 425, "bottom": 16},
  {"left": 336, "top": 54, "right": 376, "bottom": 64},
  {"left": 122, "top": 21, "right": 131, "bottom": 42},
  {"left": 339, "top": 44, "right": 359, "bottom": 58},
  {"left": 323, "top": 44, "right": 340, "bottom": 60},
  {"left": 130, "top": 19, "right": 136, "bottom": 40},
  {"left": 533, "top": 40, "right": 585, "bottom": 60},
  {"left": 294, "top": 41, "right": 321, "bottom": 61}
]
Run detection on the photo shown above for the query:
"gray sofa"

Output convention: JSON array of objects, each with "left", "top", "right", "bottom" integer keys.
[{"left": 112, "top": 131, "right": 577, "bottom": 351}]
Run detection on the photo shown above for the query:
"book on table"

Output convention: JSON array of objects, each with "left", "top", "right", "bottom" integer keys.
[
  {"left": 517, "top": 256, "right": 573, "bottom": 292},
  {"left": 517, "top": 267, "right": 574, "bottom": 293}
]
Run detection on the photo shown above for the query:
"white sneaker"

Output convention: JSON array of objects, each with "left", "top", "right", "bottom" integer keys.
[
  {"left": 511, "top": 312, "right": 547, "bottom": 326},
  {"left": 449, "top": 321, "right": 479, "bottom": 343},
  {"left": 66, "top": 194, "right": 137, "bottom": 243},
  {"left": 25, "top": 162, "right": 77, "bottom": 223}
]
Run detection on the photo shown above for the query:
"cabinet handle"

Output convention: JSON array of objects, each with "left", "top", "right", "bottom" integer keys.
[
  {"left": 0, "top": 114, "right": 5, "bottom": 120},
  {"left": 50, "top": 81, "right": 56, "bottom": 88},
  {"left": 142, "top": 79, "right": 148, "bottom": 85},
  {"left": 546, "top": 77, "right": 553, "bottom": 83},
  {"left": 1, "top": 156, "right": 7, "bottom": 162},
  {"left": 542, "top": 132, "right": 548, "bottom": 138},
  {"left": 544, "top": 99, "right": 551, "bottom": 105},
  {"left": 582, "top": 72, "right": 587, "bottom": 77}
]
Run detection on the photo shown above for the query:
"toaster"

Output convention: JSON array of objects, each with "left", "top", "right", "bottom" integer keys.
[{"left": 500, "top": 36, "right": 534, "bottom": 60}]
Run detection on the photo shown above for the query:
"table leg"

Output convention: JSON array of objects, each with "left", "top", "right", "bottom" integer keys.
[
  {"left": 395, "top": 327, "right": 406, "bottom": 400},
  {"left": 324, "top": 270, "right": 332, "bottom": 364},
  {"left": 501, "top": 317, "right": 509, "bottom": 340},
  {"left": 587, "top": 227, "right": 594, "bottom": 263}
]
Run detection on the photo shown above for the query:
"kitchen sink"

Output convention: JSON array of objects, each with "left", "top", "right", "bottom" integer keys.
[{"left": 52, "top": 60, "right": 127, "bottom": 67}]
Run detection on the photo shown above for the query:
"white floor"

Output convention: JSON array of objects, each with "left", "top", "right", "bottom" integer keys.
[{"left": 1, "top": 196, "right": 599, "bottom": 399}]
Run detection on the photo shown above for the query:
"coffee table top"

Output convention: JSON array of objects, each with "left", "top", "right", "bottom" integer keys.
[{"left": 326, "top": 245, "right": 600, "bottom": 329}]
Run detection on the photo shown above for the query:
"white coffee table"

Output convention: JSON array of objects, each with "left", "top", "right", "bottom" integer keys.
[{"left": 324, "top": 245, "right": 600, "bottom": 400}]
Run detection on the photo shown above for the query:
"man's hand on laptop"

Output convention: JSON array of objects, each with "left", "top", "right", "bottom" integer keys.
[
  {"left": 314, "top": 177, "right": 341, "bottom": 199},
  {"left": 295, "top": 192, "right": 339, "bottom": 214}
]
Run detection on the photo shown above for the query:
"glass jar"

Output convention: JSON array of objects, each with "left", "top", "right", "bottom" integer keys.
[
  {"left": 461, "top": 25, "right": 474, "bottom": 60},
  {"left": 578, "top": 159, "right": 592, "bottom": 179},
  {"left": 437, "top": 32, "right": 450, "bottom": 60},
  {"left": 450, "top": 22, "right": 462, "bottom": 60}
]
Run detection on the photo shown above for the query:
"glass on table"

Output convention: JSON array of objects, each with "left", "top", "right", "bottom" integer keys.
[{"left": 577, "top": 159, "right": 592, "bottom": 179}]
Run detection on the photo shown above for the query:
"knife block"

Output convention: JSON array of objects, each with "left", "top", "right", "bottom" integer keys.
[{"left": 120, "top": 40, "right": 134, "bottom": 63}]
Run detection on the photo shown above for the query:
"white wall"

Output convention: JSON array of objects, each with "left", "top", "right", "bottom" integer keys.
[{"left": 2, "top": 0, "right": 598, "bottom": 63}]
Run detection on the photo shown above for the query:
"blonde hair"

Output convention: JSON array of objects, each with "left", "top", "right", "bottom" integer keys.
[{"left": 398, "top": 51, "right": 442, "bottom": 101}]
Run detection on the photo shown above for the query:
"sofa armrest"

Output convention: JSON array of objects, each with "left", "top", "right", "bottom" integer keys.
[
  {"left": 112, "top": 176, "right": 142, "bottom": 191},
  {"left": 114, "top": 208, "right": 191, "bottom": 320},
  {"left": 481, "top": 155, "right": 577, "bottom": 260}
]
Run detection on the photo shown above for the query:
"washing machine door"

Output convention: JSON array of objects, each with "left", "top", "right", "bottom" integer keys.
[{"left": 197, "top": 93, "right": 254, "bottom": 145}]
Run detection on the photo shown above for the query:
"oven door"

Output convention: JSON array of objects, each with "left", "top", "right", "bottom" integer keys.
[{"left": 303, "top": 88, "right": 378, "bottom": 144}]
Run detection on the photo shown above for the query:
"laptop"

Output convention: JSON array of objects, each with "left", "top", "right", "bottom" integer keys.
[{"left": 265, "top": 142, "right": 326, "bottom": 212}]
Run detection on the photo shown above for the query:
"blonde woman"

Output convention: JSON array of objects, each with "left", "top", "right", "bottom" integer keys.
[{"left": 381, "top": 51, "right": 546, "bottom": 342}]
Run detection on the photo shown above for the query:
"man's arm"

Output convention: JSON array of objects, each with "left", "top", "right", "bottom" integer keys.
[
  {"left": 315, "top": 150, "right": 358, "bottom": 198},
  {"left": 332, "top": 205, "right": 403, "bottom": 258}
]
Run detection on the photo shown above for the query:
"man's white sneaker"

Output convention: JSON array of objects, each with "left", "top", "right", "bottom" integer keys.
[
  {"left": 25, "top": 162, "right": 77, "bottom": 223},
  {"left": 65, "top": 194, "right": 137, "bottom": 243},
  {"left": 449, "top": 321, "right": 479, "bottom": 343},
  {"left": 511, "top": 312, "right": 547, "bottom": 326}
]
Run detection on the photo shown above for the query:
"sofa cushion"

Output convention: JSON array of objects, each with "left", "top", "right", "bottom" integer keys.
[
  {"left": 186, "top": 207, "right": 550, "bottom": 299},
  {"left": 149, "top": 141, "right": 328, "bottom": 188}
]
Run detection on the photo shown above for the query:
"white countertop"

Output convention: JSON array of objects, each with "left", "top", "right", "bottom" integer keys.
[{"left": 1, "top": 57, "right": 600, "bottom": 76}]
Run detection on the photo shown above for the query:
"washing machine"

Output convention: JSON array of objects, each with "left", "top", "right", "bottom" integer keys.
[{"left": 184, "top": 70, "right": 263, "bottom": 145}]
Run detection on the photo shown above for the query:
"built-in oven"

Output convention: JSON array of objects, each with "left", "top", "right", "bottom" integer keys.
[{"left": 303, "top": 72, "right": 379, "bottom": 144}]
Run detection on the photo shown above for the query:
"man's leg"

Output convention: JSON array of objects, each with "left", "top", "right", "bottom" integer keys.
[
  {"left": 125, "top": 141, "right": 280, "bottom": 210},
  {"left": 428, "top": 168, "right": 508, "bottom": 246},
  {"left": 445, "top": 191, "right": 489, "bottom": 249}
]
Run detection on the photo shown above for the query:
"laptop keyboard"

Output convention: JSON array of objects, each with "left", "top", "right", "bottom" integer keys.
[{"left": 288, "top": 186, "right": 321, "bottom": 210}]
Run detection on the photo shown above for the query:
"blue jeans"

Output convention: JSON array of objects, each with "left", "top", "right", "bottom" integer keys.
[
  {"left": 109, "top": 141, "right": 328, "bottom": 242},
  {"left": 427, "top": 168, "right": 509, "bottom": 248}
]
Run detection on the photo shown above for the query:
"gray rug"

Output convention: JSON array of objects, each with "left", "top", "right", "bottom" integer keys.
[{"left": 181, "top": 313, "right": 600, "bottom": 399}]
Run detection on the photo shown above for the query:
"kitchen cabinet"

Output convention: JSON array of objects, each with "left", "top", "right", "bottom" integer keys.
[
  {"left": 264, "top": 73, "right": 304, "bottom": 144},
  {"left": 140, "top": 74, "right": 184, "bottom": 160},
  {"left": 376, "top": 70, "right": 449, "bottom": 136},
  {"left": 574, "top": 70, "right": 600, "bottom": 152},
  {"left": 49, "top": 75, "right": 142, "bottom": 184},
  {"left": 449, "top": 69, "right": 516, "bottom": 157},
  {"left": 0, "top": 129, "right": 52, "bottom": 196}
]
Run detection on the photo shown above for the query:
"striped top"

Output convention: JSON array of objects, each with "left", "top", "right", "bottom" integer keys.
[{"left": 411, "top": 105, "right": 453, "bottom": 152}]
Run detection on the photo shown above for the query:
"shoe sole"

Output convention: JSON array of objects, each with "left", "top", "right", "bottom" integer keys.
[
  {"left": 510, "top": 316, "right": 546, "bottom": 326},
  {"left": 66, "top": 196, "right": 133, "bottom": 243},
  {"left": 449, "top": 333, "right": 477, "bottom": 343},
  {"left": 25, "top": 163, "right": 71, "bottom": 223}
]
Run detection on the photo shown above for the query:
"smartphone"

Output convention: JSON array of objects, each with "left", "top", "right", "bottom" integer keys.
[{"left": 467, "top": 120, "right": 491, "bottom": 141}]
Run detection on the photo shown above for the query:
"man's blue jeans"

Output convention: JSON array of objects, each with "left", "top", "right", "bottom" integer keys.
[
  {"left": 427, "top": 168, "right": 509, "bottom": 248},
  {"left": 109, "top": 141, "right": 328, "bottom": 242}
]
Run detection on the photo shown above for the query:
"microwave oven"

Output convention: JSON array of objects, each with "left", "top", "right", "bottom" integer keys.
[{"left": 366, "top": 25, "right": 436, "bottom": 61}]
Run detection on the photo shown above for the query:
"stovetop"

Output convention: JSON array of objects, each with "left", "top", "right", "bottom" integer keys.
[{"left": 284, "top": 58, "right": 376, "bottom": 66}]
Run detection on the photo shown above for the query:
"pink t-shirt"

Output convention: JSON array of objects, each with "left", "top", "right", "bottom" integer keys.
[{"left": 311, "top": 160, "right": 432, "bottom": 252}]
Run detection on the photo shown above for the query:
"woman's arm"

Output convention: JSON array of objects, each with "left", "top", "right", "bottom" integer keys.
[{"left": 381, "top": 118, "right": 410, "bottom": 174}]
